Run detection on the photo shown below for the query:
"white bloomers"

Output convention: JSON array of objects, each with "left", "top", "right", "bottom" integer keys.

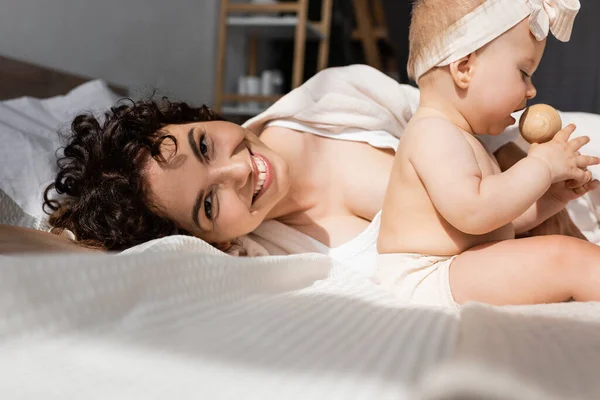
[{"left": 374, "top": 253, "right": 459, "bottom": 310}]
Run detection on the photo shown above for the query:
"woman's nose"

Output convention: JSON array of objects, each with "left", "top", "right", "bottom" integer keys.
[{"left": 214, "top": 157, "right": 251, "bottom": 189}]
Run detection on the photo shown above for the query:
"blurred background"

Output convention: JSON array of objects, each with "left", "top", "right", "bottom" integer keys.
[{"left": 1, "top": 0, "right": 598, "bottom": 121}]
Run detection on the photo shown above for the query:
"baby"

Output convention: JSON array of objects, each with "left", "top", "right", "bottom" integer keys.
[{"left": 376, "top": 0, "right": 600, "bottom": 308}]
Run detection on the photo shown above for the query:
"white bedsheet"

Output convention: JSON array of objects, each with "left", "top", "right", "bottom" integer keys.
[{"left": 1, "top": 248, "right": 600, "bottom": 399}]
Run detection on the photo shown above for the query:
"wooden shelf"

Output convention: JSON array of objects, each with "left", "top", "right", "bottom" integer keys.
[
  {"left": 222, "top": 104, "right": 268, "bottom": 116},
  {"left": 215, "top": 0, "right": 333, "bottom": 114},
  {"left": 351, "top": 0, "right": 396, "bottom": 73},
  {"left": 352, "top": 26, "right": 387, "bottom": 40},
  {"left": 227, "top": 16, "right": 325, "bottom": 40},
  {"left": 227, "top": 3, "right": 301, "bottom": 13}
]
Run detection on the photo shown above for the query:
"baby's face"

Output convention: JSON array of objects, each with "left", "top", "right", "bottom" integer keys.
[{"left": 466, "top": 19, "right": 547, "bottom": 135}]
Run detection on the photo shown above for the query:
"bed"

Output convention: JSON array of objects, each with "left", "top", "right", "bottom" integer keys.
[
  {"left": 2, "top": 59, "right": 600, "bottom": 400},
  {"left": 0, "top": 55, "right": 128, "bottom": 101}
]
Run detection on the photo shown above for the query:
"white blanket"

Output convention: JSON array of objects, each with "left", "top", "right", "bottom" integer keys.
[{"left": 1, "top": 249, "right": 600, "bottom": 399}]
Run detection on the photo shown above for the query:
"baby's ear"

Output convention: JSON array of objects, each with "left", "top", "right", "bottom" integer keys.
[{"left": 449, "top": 53, "right": 477, "bottom": 89}]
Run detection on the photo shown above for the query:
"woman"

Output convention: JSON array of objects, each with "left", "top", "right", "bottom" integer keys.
[{"left": 6, "top": 65, "right": 584, "bottom": 255}]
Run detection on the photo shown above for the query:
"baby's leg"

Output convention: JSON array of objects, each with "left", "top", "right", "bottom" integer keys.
[{"left": 450, "top": 235, "right": 600, "bottom": 305}]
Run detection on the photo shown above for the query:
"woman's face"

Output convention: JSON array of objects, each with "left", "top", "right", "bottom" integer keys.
[{"left": 144, "top": 121, "right": 290, "bottom": 244}]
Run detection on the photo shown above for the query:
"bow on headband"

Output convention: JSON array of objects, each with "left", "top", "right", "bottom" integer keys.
[
  {"left": 528, "top": 0, "right": 580, "bottom": 42},
  {"left": 411, "top": 0, "right": 581, "bottom": 82}
]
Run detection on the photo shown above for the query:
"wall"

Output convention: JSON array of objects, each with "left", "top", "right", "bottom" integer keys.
[
  {"left": 532, "top": 0, "right": 600, "bottom": 114},
  {"left": 0, "top": 0, "right": 224, "bottom": 105}
]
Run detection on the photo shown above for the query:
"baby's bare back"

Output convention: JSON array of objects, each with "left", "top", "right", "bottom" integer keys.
[{"left": 378, "top": 116, "right": 515, "bottom": 256}]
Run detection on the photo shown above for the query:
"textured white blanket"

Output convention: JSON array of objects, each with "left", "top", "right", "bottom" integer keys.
[
  {"left": 0, "top": 250, "right": 457, "bottom": 399},
  {"left": 1, "top": 247, "right": 600, "bottom": 399}
]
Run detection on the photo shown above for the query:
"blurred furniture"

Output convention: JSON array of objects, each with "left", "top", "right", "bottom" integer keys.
[
  {"left": 214, "top": 0, "right": 333, "bottom": 116},
  {"left": 351, "top": 0, "right": 396, "bottom": 75}
]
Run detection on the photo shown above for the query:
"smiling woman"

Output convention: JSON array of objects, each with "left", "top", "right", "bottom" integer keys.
[{"left": 43, "top": 99, "right": 227, "bottom": 251}]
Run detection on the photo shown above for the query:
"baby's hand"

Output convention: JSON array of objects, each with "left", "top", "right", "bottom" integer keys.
[
  {"left": 527, "top": 124, "right": 600, "bottom": 184},
  {"left": 546, "top": 179, "right": 600, "bottom": 205}
]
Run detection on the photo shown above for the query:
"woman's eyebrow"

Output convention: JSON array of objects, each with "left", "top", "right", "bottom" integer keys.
[{"left": 188, "top": 127, "right": 202, "bottom": 162}]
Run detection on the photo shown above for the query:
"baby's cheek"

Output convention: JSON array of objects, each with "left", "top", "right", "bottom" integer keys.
[{"left": 489, "top": 86, "right": 517, "bottom": 113}]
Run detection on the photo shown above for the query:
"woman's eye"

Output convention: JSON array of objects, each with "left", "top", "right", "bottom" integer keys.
[
  {"left": 204, "top": 194, "right": 213, "bottom": 220},
  {"left": 200, "top": 134, "right": 209, "bottom": 157}
]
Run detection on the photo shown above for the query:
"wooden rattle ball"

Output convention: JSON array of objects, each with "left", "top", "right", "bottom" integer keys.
[{"left": 519, "top": 104, "right": 562, "bottom": 144}]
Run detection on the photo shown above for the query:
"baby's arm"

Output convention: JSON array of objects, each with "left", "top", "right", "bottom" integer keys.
[
  {"left": 513, "top": 125, "right": 600, "bottom": 232},
  {"left": 514, "top": 179, "right": 600, "bottom": 233},
  {"left": 513, "top": 194, "right": 573, "bottom": 233},
  {"left": 493, "top": 143, "right": 566, "bottom": 232},
  {"left": 410, "top": 118, "right": 553, "bottom": 235},
  {"left": 494, "top": 142, "right": 589, "bottom": 238}
]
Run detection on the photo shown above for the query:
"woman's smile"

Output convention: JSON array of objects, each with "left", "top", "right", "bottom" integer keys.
[{"left": 251, "top": 153, "right": 273, "bottom": 204}]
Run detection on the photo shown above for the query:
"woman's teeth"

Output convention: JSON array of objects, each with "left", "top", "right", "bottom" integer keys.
[{"left": 253, "top": 156, "right": 267, "bottom": 195}]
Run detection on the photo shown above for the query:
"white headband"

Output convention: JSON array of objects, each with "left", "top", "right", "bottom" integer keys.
[{"left": 412, "top": 0, "right": 581, "bottom": 82}]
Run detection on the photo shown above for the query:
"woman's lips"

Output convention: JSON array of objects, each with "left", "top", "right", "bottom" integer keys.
[{"left": 252, "top": 154, "right": 272, "bottom": 203}]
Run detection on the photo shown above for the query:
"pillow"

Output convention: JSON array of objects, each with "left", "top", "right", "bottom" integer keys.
[{"left": 0, "top": 80, "right": 120, "bottom": 229}]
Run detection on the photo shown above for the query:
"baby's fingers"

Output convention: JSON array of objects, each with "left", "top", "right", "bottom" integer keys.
[
  {"left": 576, "top": 154, "right": 600, "bottom": 169},
  {"left": 569, "top": 168, "right": 593, "bottom": 185},
  {"left": 567, "top": 176, "right": 589, "bottom": 189},
  {"left": 568, "top": 135, "right": 590, "bottom": 151},
  {"left": 555, "top": 123, "right": 577, "bottom": 142}
]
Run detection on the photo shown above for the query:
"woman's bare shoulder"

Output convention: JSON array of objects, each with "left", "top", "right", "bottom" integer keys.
[{"left": 0, "top": 224, "right": 102, "bottom": 255}]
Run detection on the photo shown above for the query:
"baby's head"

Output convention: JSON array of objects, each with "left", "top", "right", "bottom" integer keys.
[
  {"left": 408, "top": 0, "right": 580, "bottom": 135},
  {"left": 407, "top": 0, "right": 485, "bottom": 82}
]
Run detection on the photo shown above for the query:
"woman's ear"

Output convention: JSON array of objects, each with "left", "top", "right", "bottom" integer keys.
[{"left": 449, "top": 53, "right": 477, "bottom": 89}]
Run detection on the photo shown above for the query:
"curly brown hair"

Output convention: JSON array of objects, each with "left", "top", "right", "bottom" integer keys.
[{"left": 43, "top": 98, "right": 225, "bottom": 251}]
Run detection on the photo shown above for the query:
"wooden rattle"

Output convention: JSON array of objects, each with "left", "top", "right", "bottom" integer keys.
[{"left": 518, "top": 104, "right": 562, "bottom": 144}]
